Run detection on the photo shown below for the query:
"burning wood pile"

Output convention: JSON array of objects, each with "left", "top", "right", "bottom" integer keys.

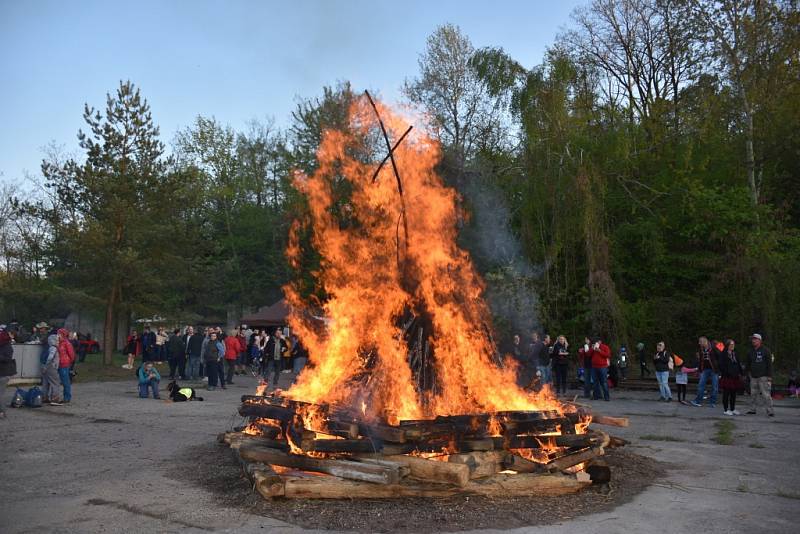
[
  {"left": 221, "top": 394, "right": 627, "bottom": 499},
  {"left": 220, "top": 94, "right": 629, "bottom": 500}
]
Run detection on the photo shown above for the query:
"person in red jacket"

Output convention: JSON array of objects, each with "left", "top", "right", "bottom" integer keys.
[
  {"left": 57, "top": 328, "right": 76, "bottom": 403},
  {"left": 589, "top": 336, "right": 612, "bottom": 401},
  {"left": 224, "top": 329, "right": 242, "bottom": 385}
]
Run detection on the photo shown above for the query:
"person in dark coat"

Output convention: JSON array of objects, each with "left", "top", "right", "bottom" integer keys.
[
  {"left": 719, "top": 339, "right": 744, "bottom": 416},
  {"left": 167, "top": 329, "right": 186, "bottom": 380},
  {"left": 140, "top": 326, "right": 156, "bottom": 363},
  {"left": 263, "top": 328, "right": 288, "bottom": 389},
  {"left": 184, "top": 326, "right": 204, "bottom": 381},
  {"left": 0, "top": 325, "right": 17, "bottom": 418}
]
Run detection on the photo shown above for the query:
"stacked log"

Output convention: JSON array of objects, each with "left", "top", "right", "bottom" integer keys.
[{"left": 220, "top": 395, "right": 627, "bottom": 500}]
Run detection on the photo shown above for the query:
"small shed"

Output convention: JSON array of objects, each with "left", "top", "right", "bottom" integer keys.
[{"left": 240, "top": 299, "right": 291, "bottom": 329}]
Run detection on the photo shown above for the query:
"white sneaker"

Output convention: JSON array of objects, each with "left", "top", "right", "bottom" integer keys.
[
  {"left": 724, "top": 410, "right": 734, "bottom": 416},
  {"left": 732, "top": 410, "right": 741, "bottom": 416}
]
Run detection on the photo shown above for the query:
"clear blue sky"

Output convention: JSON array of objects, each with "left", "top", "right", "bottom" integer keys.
[{"left": 0, "top": 0, "right": 583, "bottom": 184}]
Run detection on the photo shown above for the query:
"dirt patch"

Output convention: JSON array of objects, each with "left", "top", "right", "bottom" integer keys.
[{"left": 169, "top": 442, "right": 664, "bottom": 532}]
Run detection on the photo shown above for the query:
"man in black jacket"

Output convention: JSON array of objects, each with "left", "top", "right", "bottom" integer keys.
[
  {"left": 184, "top": 326, "right": 204, "bottom": 381},
  {"left": 167, "top": 329, "right": 186, "bottom": 380},
  {"left": 263, "top": 328, "right": 288, "bottom": 390},
  {"left": 746, "top": 333, "right": 774, "bottom": 417}
]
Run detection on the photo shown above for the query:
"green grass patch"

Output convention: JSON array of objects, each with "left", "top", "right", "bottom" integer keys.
[
  {"left": 72, "top": 352, "right": 141, "bottom": 382},
  {"left": 776, "top": 490, "right": 800, "bottom": 500},
  {"left": 712, "top": 420, "right": 735, "bottom": 445},
  {"left": 639, "top": 434, "right": 687, "bottom": 442},
  {"left": 749, "top": 442, "right": 765, "bottom": 449}
]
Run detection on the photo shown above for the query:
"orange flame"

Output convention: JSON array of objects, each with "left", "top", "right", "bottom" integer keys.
[{"left": 283, "top": 96, "right": 559, "bottom": 420}]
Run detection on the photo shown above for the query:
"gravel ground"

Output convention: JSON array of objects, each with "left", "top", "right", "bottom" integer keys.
[{"left": 2, "top": 377, "right": 797, "bottom": 534}]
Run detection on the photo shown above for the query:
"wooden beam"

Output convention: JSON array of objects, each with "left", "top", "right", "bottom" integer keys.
[
  {"left": 238, "top": 443, "right": 403, "bottom": 485},
  {"left": 278, "top": 472, "right": 589, "bottom": 498},
  {"left": 591, "top": 415, "right": 629, "bottom": 428},
  {"left": 302, "top": 438, "right": 383, "bottom": 454},
  {"left": 466, "top": 472, "right": 590, "bottom": 496},
  {"left": 543, "top": 447, "right": 604, "bottom": 473},
  {"left": 222, "top": 432, "right": 289, "bottom": 452},
  {"left": 380, "top": 455, "right": 470, "bottom": 487},
  {"left": 448, "top": 451, "right": 507, "bottom": 479},
  {"left": 503, "top": 453, "right": 544, "bottom": 474}
]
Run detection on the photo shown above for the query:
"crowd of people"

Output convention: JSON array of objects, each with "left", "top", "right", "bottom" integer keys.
[
  {"left": 0, "top": 322, "right": 77, "bottom": 411},
  {"left": 123, "top": 324, "right": 309, "bottom": 398},
  {"left": 509, "top": 330, "right": 783, "bottom": 417}
]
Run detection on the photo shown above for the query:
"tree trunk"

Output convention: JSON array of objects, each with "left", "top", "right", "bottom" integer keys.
[
  {"left": 745, "top": 107, "right": 758, "bottom": 206},
  {"left": 102, "top": 281, "right": 118, "bottom": 365}
]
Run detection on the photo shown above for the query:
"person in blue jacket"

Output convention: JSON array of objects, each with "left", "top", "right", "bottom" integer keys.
[{"left": 138, "top": 361, "right": 161, "bottom": 399}]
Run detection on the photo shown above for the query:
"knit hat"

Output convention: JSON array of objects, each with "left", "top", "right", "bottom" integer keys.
[{"left": 751, "top": 333, "right": 762, "bottom": 341}]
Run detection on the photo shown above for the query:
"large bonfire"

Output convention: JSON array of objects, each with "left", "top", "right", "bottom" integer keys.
[
  {"left": 280, "top": 94, "right": 557, "bottom": 420},
  {"left": 223, "top": 94, "right": 619, "bottom": 500}
]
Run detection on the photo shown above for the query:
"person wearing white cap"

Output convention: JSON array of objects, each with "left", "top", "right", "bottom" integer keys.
[{"left": 745, "top": 333, "right": 774, "bottom": 417}]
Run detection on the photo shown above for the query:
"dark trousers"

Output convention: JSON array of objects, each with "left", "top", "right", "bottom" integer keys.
[
  {"left": 169, "top": 355, "right": 187, "bottom": 379},
  {"left": 225, "top": 359, "right": 236, "bottom": 383},
  {"left": 263, "top": 359, "right": 281, "bottom": 386},
  {"left": 582, "top": 363, "right": 593, "bottom": 398},
  {"left": 206, "top": 360, "right": 226, "bottom": 388},
  {"left": 592, "top": 367, "right": 610, "bottom": 401},
  {"left": 554, "top": 364, "right": 568, "bottom": 395},
  {"left": 677, "top": 383, "right": 687, "bottom": 401},
  {"left": 722, "top": 389, "right": 737, "bottom": 411}
]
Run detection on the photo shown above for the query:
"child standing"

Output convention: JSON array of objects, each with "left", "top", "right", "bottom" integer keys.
[
  {"left": 138, "top": 362, "right": 161, "bottom": 399},
  {"left": 674, "top": 355, "right": 697, "bottom": 405}
]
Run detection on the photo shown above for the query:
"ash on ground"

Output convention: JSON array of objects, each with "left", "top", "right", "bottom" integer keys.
[{"left": 170, "top": 442, "right": 664, "bottom": 532}]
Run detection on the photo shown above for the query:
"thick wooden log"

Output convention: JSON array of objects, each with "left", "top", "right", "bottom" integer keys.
[
  {"left": 253, "top": 469, "right": 285, "bottom": 498},
  {"left": 503, "top": 453, "right": 544, "bottom": 474},
  {"left": 222, "top": 431, "right": 289, "bottom": 452},
  {"left": 501, "top": 418, "right": 564, "bottom": 435},
  {"left": 586, "top": 463, "right": 611, "bottom": 484},
  {"left": 493, "top": 410, "right": 562, "bottom": 421},
  {"left": 381, "top": 455, "right": 470, "bottom": 487},
  {"left": 238, "top": 443, "right": 402, "bottom": 485},
  {"left": 448, "top": 451, "right": 507, "bottom": 479},
  {"left": 357, "top": 422, "right": 406, "bottom": 443},
  {"left": 238, "top": 403, "right": 296, "bottom": 421},
  {"left": 279, "top": 472, "right": 589, "bottom": 498},
  {"left": 460, "top": 438, "right": 495, "bottom": 451},
  {"left": 591, "top": 415, "right": 629, "bottom": 427},
  {"left": 302, "top": 438, "right": 383, "bottom": 454},
  {"left": 607, "top": 435, "right": 629, "bottom": 448},
  {"left": 466, "top": 472, "right": 590, "bottom": 496},
  {"left": 282, "top": 477, "right": 462, "bottom": 499},
  {"left": 247, "top": 423, "right": 281, "bottom": 439},
  {"left": 379, "top": 441, "right": 452, "bottom": 455},
  {"left": 543, "top": 446, "right": 604, "bottom": 473}
]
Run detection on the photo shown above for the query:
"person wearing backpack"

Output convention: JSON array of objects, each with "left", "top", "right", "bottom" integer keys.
[
  {"left": 41, "top": 334, "right": 63, "bottom": 405},
  {"left": 0, "top": 324, "right": 17, "bottom": 419},
  {"left": 57, "top": 328, "right": 76, "bottom": 404}
]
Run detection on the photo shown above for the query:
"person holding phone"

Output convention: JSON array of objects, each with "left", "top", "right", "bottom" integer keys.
[{"left": 589, "top": 337, "right": 612, "bottom": 401}]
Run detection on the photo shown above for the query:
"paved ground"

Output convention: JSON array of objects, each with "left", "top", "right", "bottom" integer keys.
[{"left": 1, "top": 374, "right": 798, "bottom": 534}]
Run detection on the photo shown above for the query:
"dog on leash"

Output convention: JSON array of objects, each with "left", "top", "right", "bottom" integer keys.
[{"left": 167, "top": 380, "right": 204, "bottom": 402}]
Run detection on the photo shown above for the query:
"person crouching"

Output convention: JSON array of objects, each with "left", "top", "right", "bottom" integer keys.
[{"left": 138, "top": 362, "right": 161, "bottom": 399}]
